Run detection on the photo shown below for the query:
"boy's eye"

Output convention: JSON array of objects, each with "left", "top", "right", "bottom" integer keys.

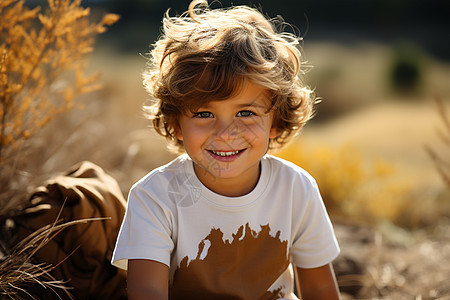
[
  {"left": 236, "top": 110, "right": 255, "bottom": 117},
  {"left": 193, "top": 111, "right": 214, "bottom": 118}
]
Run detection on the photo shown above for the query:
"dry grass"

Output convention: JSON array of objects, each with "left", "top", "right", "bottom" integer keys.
[
  {"left": 334, "top": 220, "right": 450, "bottom": 299},
  {"left": 0, "top": 211, "right": 107, "bottom": 299}
]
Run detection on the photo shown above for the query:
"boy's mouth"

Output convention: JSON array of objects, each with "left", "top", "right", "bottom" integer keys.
[{"left": 207, "top": 149, "right": 245, "bottom": 159}]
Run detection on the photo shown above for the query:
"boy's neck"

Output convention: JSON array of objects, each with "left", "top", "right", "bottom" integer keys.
[{"left": 192, "top": 161, "right": 261, "bottom": 197}]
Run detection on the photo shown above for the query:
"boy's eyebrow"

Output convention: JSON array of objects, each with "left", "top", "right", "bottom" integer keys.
[
  {"left": 236, "top": 102, "right": 269, "bottom": 109},
  {"left": 195, "top": 102, "right": 268, "bottom": 110}
]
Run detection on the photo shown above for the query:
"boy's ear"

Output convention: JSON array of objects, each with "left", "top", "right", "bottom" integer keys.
[
  {"left": 174, "top": 123, "right": 183, "bottom": 141},
  {"left": 269, "top": 125, "right": 278, "bottom": 139}
]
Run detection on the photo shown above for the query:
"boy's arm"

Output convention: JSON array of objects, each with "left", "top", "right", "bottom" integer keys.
[
  {"left": 127, "top": 259, "right": 169, "bottom": 300},
  {"left": 295, "top": 263, "right": 340, "bottom": 300}
]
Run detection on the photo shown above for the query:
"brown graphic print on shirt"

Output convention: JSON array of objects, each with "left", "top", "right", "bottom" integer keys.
[{"left": 169, "top": 223, "right": 290, "bottom": 300}]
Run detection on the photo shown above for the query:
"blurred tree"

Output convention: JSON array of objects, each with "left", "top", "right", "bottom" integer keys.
[{"left": 388, "top": 43, "right": 424, "bottom": 94}]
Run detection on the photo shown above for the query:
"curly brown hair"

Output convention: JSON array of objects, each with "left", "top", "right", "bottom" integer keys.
[{"left": 143, "top": 0, "right": 315, "bottom": 153}]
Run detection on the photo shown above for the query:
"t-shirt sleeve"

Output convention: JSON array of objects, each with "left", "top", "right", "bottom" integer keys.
[
  {"left": 111, "top": 181, "right": 174, "bottom": 270},
  {"left": 291, "top": 177, "right": 340, "bottom": 269}
]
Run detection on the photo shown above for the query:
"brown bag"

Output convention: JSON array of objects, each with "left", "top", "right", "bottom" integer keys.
[{"left": 12, "top": 161, "right": 127, "bottom": 299}]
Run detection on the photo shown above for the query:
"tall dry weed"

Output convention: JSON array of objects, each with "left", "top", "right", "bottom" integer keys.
[
  {"left": 0, "top": 0, "right": 119, "bottom": 214},
  {"left": 425, "top": 96, "right": 450, "bottom": 189}
]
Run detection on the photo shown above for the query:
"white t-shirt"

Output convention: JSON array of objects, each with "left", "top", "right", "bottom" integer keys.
[{"left": 112, "top": 154, "right": 340, "bottom": 299}]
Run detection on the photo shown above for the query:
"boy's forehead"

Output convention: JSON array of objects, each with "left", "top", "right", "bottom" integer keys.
[{"left": 197, "top": 90, "right": 271, "bottom": 109}]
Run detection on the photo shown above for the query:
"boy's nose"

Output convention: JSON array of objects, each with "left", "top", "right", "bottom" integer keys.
[{"left": 213, "top": 119, "right": 240, "bottom": 141}]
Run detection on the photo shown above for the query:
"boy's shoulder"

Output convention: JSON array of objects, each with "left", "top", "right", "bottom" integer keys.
[
  {"left": 264, "top": 154, "right": 318, "bottom": 185},
  {"left": 132, "top": 154, "right": 191, "bottom": 189}
]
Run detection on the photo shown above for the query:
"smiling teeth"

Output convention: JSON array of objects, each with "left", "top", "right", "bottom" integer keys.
[{"left": 211, "top": 150, "right": 240, "bottom": 157}]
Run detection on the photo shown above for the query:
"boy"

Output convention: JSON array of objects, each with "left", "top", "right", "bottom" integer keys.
[{"left": 112, "top": 1, "right": 341, "bottom": 299}]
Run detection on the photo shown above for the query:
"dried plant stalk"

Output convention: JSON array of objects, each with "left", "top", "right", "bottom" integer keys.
[
  {"left": 425, "top": 96, "right": 450, "bottom": 188},
  {"left": 0, "top": 0, "right": 119, "bottom": 211}
]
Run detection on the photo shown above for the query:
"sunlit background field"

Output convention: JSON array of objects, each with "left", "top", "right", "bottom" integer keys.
[
  {"left": 1, "top": 0, "right": 449, "bottom": 298},
  {"left": 85, "top": 43, "right": 450, "bottom": 228}
]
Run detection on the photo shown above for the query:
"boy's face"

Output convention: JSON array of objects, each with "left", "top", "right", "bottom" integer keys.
[{"left": 175, "top": 81, "right": 278, "bottom": 196}]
